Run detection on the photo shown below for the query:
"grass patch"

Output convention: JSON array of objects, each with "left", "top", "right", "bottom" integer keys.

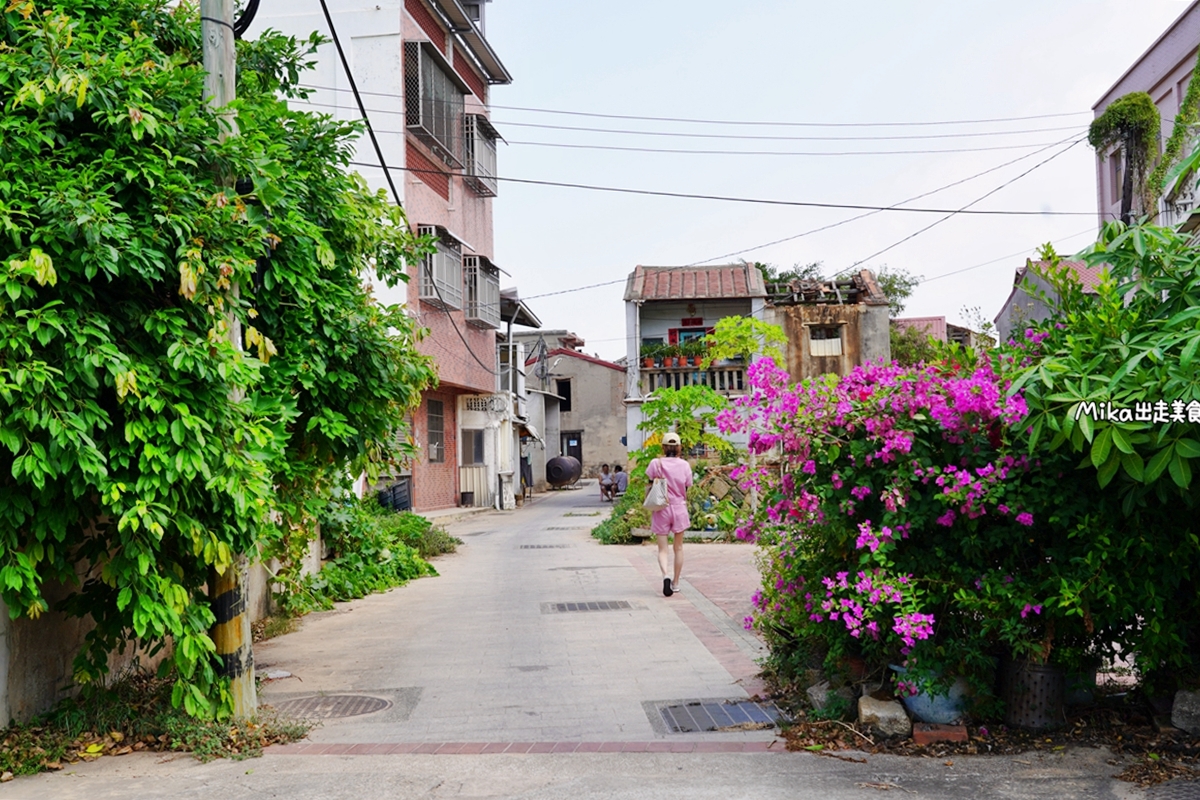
[
  {"left": 592, "top": 472, "right": 650, "bottom": 545},
  {"left": 0, "top": 672, "right": 310, "bottom": 778},
  {"left": 251, "top": 615, "right": 300, "bottom": 643}
]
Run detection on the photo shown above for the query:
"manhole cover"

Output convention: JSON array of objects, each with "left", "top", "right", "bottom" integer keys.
[
  {"left": 1148, "top": 780, "right": 1200, "bottom": 800},
  {"left": 541, "top": 600, "right": 634, "bottom": 613},
  {"left": 274, "top": 694, "right": 391, "bottom": 719},
  {"left": 658, "top": 699, "right": 783, "bottom": 733},
  {"left": 520, "top": 544, "right": 574, "bottom": 549}
]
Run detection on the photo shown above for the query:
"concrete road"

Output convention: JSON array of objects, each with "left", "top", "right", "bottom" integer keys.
[{"left": 4, "top": 485, "right": 1143, "bottom": 798}]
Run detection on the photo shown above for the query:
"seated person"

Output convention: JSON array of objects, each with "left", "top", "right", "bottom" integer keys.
[
  {"left": 598, "top": 464, "right": 615, "bottom": 500},
  {"left": 613, "top": 465, "right": 628, "bottom": 496}
]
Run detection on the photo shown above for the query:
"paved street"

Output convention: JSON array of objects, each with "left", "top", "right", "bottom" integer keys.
[{"left": 5, "top": 484, "right": 1145, "bottom": 798}]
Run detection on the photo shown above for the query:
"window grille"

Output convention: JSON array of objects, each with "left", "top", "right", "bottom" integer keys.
[
  {"left": 427, "top": 399, "right": 445, "bottom": 463},
  {"left": 809, "top": 326, "right": 843, "bottom": 357},
  {"left": 465, "top": 395, "right": 504, "bottom": 412},
  {"left": 463, "top": 114, "right": 499, "bottom": 196},
  {"left": 417, "top": 225, "right": 463, "bottom": 310},
  {"left": 404, "top": 41, "right": 466, "bottom": 168},
  {"left": 464, "top": 255, "right": 501, "bottom": 328}
]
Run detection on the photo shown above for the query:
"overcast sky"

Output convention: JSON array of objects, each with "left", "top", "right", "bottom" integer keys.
[{"left": 479, "top": 0, "right": 1195, "bottom": 361}]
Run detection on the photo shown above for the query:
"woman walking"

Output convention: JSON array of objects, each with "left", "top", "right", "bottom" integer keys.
[{"left": 646, "top": 432, "right": 693, "bottom": 597}]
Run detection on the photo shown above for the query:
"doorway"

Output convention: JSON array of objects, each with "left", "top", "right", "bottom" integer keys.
[{"left": 561, "top": 430, "right": 583, "bottom": 465}]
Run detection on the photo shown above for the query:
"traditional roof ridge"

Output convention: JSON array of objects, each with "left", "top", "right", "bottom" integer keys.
[{"left": 526, "top": 347, "right": 625, "bottom": 373}]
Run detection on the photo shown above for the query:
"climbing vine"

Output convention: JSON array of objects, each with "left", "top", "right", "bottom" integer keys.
[
  {"left": 1089, "top": 92, "right": 1160, "bottom": 222},
  {"left": 0, "top": 0, "right": 435, "bottom": 718}
]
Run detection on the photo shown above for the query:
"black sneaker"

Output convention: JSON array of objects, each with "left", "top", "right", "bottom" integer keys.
[{"left": 663, "top": 578, "right": 673, "bottom": 597}]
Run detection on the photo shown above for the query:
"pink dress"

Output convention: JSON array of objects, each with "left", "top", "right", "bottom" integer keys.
[{"left": 646, "top": 457, "right": 693, "bottom": 534}]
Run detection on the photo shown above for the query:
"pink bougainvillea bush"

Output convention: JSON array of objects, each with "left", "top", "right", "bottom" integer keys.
[{"left": 721, "top": 353, "right": 1104, "bottom": 699}]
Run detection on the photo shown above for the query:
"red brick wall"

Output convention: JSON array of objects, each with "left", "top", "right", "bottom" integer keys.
[
  {"left": 453, "top": 49, "right": 487, "bottom": 102},
  {"left": 404, "top": 0, "right": 445, "bottom": 50},
  {"left": 407, "top": 140, "right": 450, "bottom": 200},
  {"left": 411, "top": 389, "right": 459, "bottom": 510}
]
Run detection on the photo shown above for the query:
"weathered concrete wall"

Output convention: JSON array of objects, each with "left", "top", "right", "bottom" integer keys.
[
  {"left": 553, "top": 356, "right": 627, "bottom": 476},
  {"left": 778, "top": 301, "right": 890, "bottom": 382}
]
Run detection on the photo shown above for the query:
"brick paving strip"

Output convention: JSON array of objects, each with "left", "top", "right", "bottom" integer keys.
[
  {"left": 270, "top": 741, "right": 784, "bottom": 755},
  {"left": 625, "top": 547, "right": 770, "bottom": 699}
]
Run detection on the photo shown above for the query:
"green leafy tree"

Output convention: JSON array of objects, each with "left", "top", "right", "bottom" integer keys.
[
  {"left": 0, "top": 0, "right": 434, "bottom": 717},
  {"left": 638, "top": 385, "right": 731, "bottom": 457},
  {"left": 702, "top": 317, "right": 786, "bottom": 367}
]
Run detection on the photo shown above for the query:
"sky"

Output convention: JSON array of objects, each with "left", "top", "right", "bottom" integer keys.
[{"left": 479, "top": 0, "right": 1196, "bottom": 361}]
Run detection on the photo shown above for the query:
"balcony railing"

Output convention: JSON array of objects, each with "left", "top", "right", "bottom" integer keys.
[{"left": 639, "top": 362, "right": 745, "bottom": 395}]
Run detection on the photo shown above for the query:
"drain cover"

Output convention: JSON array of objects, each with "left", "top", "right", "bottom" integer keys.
[
  {"left": 658, "top": 699, "right": 783, "bottom": 733},
  {"left": 273, "top": 694, "right": 391, "bottom": 719},
  {"left": 520, "top": 544, "right": 574, "bottom": 549},
  {"left": 1148, "top": 780, "right": 1200, "bottom": 800},
  {"left": 545, "top": 526, "right": 591, "bottom": 531},
  {"left": 541, "top": 600, "right": 634, "bottom": 613}
]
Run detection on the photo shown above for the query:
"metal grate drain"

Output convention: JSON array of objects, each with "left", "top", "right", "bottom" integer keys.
[
  {"left": 520, "top": 544, "right": 574, "bottom": 549},
  {"left": 541, "top": 600, "right": 634, "bottom": 614},
  {"left": 1148, "top": 780, "right": 1200, "bottom": 800},
  {"left": 545, "top": 526, "right": 591, "bottom": 531},
  {"left": 273, "top": 694, "right": 391, "bottom": 719},
  {"left": 658, "top": 699, "right": 783, "bottom": 733}
]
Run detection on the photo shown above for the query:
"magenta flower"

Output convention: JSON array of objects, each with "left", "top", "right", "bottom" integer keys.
[{"left": 1016, "top": 512, "right": 1034, "bottom": 526}]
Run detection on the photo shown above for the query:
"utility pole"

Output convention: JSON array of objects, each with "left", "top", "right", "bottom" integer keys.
[{"left": 201, "top": 0, "right": 256, "bottom": 717}]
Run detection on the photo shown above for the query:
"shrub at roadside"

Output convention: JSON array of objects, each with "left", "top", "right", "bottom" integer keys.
[
  {"left": 0, "top": 672, "right": 309, "bottom": 778},
  {"left": 278, "top": 496, "right": 439, "bottom": 614}
]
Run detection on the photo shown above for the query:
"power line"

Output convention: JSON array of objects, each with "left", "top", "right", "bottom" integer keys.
[
  {"left": 351, "top": 161, "right": 1096, "bottom": 217},
  {"left": 848, "top": 137, "right": 1087, "bottom": 269},
  {"left": 297, "top": 84, "right": 1087, "bottom": 128},
  {"left": 491, "top": 119, "right": 1085, "bottom": 142},
  {"left": 501, "top": 139, "right": 1073, "bottom": 157},
  {"left": 684, "top": 134, "right": 1081, "bottom": 266},
  {"left": 916, "top": 227, "right": 1097, "bottom": 285}
]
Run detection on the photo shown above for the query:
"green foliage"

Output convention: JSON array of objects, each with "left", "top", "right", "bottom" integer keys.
[
  {"left": 868, "top": 265, "right": 923, "bottom": 318},
  {"left": 638, "top": 384, "right": 731, "bottom": 457},
  {"left": 702, "top": 317, "right": 786, "bottom": 367},
  {"left": 592, "top": 464, "right": 650, "bottom": 545},
  {"left": 0, "top": 0, "right": 435, "bottom": 718},
  {"left": 0, "top": 671, "right": 309, "bottom": 776},
  {"left": 281, "top": 495, "right": 437, "bottom": 614},
  {"left": 889, "top": 323, "right": 937, "bottom": 367},
  {"left": 1153, "top": 47, "right": 1200, "bottom": 200},
  {"left": 1089, "top": 92, "right": 1160, "bottom": 221}
]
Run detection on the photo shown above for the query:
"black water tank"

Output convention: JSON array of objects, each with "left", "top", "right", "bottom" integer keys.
[{"left": 546, "top": 455, "right": 582, "bottom": 487}]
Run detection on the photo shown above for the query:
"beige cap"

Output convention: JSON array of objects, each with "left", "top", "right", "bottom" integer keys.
[{"left": 661, "top": 432, "right": 681, "bottom": 446}]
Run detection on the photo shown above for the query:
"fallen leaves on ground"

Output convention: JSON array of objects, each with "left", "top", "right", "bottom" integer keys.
[{"left": 782, "top": 701, "right": 1200, "bottom": 787}]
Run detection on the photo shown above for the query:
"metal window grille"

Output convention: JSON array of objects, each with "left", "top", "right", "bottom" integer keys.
[
  {"left": 809, "top": 326, "right": 843, "bottom": 357},
  {"left": 463, "top": 114, "right": 498, "bottom": 196},
  {"left": 404, "top": 41, "right": 465, "bottom": 168},
  {"left": 464, "top": 255, "right": 501, "bottom": 328},
  {"left": 417, "top": 225, "right": 463, "bottom": 310},
  {"left": 427, "top": 399, "right": 445, "bottom": 463}
]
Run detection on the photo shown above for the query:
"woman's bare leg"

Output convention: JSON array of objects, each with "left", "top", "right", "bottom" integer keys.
[
  {"left": 657, "top": 534, "right": 671, "bottom": 578},
  {"left": 672, "top": 531, "right": 685, "bottom": 587}
]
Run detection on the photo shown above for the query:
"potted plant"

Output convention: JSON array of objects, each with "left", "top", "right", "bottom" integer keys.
[
  {"left": 682, "top": 339, "right": 706, "bottom": 366},
  {"left": 640, "top": 342, "right": 661, "bottom": 368},
  {"left": 662, "top": 344, "right": 680, "bottom": 368}
]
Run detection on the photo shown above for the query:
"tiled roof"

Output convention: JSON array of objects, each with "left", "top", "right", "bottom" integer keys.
[
  {"left": 623, "top": 264, "right": 767, "bottom": 302},
  {"left": 892, "top": 316, "right": 947, "bottom": 342},
  {"left": 525, "top": 347, "right": 625, "bottom": 373},
  {"left": 1025, "top": 260, "right": 1105, "bottom": 294}
]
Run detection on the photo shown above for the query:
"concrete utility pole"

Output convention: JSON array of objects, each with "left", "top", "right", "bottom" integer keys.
[{"left": 201, "top": 0, "right": 256, "bottom": 717}]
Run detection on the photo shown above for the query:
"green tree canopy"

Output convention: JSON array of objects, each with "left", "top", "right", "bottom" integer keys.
[{"left": 0, "top": 0, "right": 435, "bottom": 717}]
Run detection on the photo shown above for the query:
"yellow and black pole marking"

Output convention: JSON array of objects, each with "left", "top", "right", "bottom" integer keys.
[{"left": 212, "top": 560, "right": 257, "bottom": 716}]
